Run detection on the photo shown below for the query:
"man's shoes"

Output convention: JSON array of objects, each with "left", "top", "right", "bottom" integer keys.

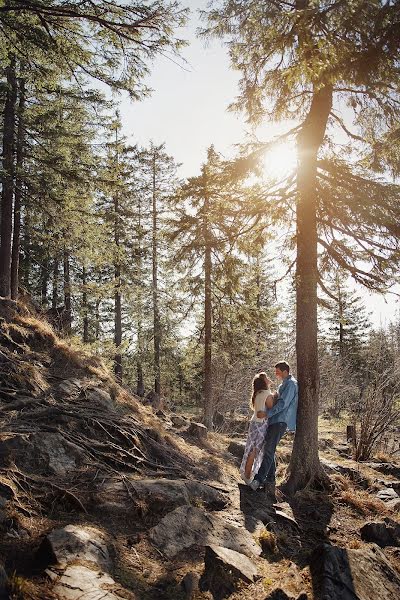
[{"left": 249, "top": 479, "right": 260, "bottom": 491}]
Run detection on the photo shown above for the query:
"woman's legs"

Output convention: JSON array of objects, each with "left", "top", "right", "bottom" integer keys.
[{"left": 244, "top": 448, "right": 256, "bottom": 479}]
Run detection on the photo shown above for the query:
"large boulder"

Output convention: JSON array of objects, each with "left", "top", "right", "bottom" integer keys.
[
  {"left": 310, "top": 543, "right": 400, "bottom": 600},
  {"left": 149, "top": 505, "right": 261, "bottom": 558},
  {"left": 200, "top": 544, "right": 258, "bottom": 599},
  {"left": 0, "top": 432, "right": 85, "bottom": 476},
  {"left": 52, "top": 565, "right": 130, "bottom": 600},
  {"left": 187, "top": 421, "right": 208, "bottom": 439},
  {"left": 39, "top": 525, "right": 111, "bottom": 571},
  {"left": 95, "top": 477, "right": 227, "bottom": 515},
  {"left": 39, "top": 525, "right": 134, "bottom": 600},
  {"left": 366, "top": 462, "right": 400, "bottom": 480},
  {"left": 360, "top": 519, "right": 400, "bottom": 547}
]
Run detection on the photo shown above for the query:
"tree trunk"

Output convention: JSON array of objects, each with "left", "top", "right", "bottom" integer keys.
[
  {"left": 113, "top": 125, "right": 122, "bottom": 381},
  {"left": 11, "top": 75, "right": 25, "bottom": 300},
  {"left": 21, "top": 203, "right": 31, "bottom": 288},
  {"left": 82, "top": 265, "right": 89, "bottom": 343},
  {"left": 203, "top": 178, "right": 213, "bottom": 429},
  {"left": 136, "top": 192, "right": 145, "bottom": 397},
  {"left": 63, "top": 247, "right": 72, "bottom": 334},
  {"left": 95, "top": 299, "right": 100, "bottom": 341},
  {"left": 152, "top": 150, "right": 161, "bottom": 396},
  {"left": 0, "top": 55, "right": 17, "bottom": 298},
  {"left": 52, "top": 257, "right": 59, "bottom": 310},
  {"left": 41, "top": 251, "right": 49, "bottom": 305},
  {"left": 285, "top": 84, "right": 333, "bottom": 494}
]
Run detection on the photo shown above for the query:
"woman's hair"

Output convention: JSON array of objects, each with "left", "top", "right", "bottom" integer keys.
[{"left": 250, "top": 372, "right": 269, "bottom": 406}]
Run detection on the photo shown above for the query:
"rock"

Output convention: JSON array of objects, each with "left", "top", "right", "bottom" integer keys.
[
  {"left": 310, "top": 543, "right": 400, "bottom": 600},
  {"left": 318, "top": 438, "right": 334, "bottom": 450},
  {"left": 227, "top": 440, "right": 245, "bottom": 460},
  {"left": 85, "top": 387, "right": 114, "bottom": 410},
  {"left": 53, "top": 565, "right": 126, "bottom": 600},
  {"left": 96, "top": 477, "right": 227, "bottom": 514},
  {"left": 0, "top": 432, "right": 85, "bottom": 476},
  {"left": 39, "top": 525, "right": 111, "bottom": 571},
  {"left": 366, "top": 462, "right": 400, "bottom": 480},
  {"left": 200, "top": 544, "right": 257, "bottom": 599},
  {"left": 56, "top": 379, "right": 82, "bottom": 397},
  {"left": 181, "top": 571, "right": 200, "bottom": 600},
  {"left": 39, "top": 525, "right": 134, "bottom": 599},
  {"left": 320, "top": 458, "right": 370, "bottom": 488},
  {"left": 265, "top": 591, "right": 308, "bottom": 600},
  {"left": 376, "top": 487, "right": 399, "bottom": 501},
  {"left": 188, "top": 421, "right": 207, "bottom": 439},
  {"left": 385, "top": 498, "right": 400, "bottom": 512},
  {"left": 332, "top": 443, "right": 352, "bottom": 457},
  {"left": 149, "top": 505, "right": 261, "bottom": 558},
  {"left": 170, "top": 415, "right": 189, "bottom": 428},
  {"left": 360, "top": 519, "right": 400, "bottom": 547},
  {"left": 213, "top": 411, "right": 225, "bottom": 429}
]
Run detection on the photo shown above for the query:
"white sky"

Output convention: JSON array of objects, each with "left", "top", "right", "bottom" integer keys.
[{"left": 118, "top": 0, "right": 399, "bottom": 329}]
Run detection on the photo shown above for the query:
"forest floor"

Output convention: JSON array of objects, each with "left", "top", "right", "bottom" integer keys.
[{"left": 0, "top": 297, "right": 399, "bottom": 599}]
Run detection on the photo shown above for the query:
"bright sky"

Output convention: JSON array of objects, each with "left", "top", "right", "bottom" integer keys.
[{"left": 118, "top": 0, "right": 399, "bottom": 329}]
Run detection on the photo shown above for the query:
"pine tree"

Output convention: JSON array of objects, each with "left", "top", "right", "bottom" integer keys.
[{"left": 204, "top": 0, "right": 400, "bottom": 492}]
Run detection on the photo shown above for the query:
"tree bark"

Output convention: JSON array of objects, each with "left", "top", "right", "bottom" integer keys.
[
  {"left": 203, "top": 173, "right": 213, "bottom": 429},
  {"left": 11, "top": 75, "right": 25, "bottom": 300},
  {"left": 63, "top": 247, "right": 72, "bottom": 334},
  {"left": 136, "top": 191, "right": 145, "bottom": 397},
  {"left": 152, "top": 149, "right": 161, "bottom": 396},
  {"left": 82, "top": 265, "right": 89, "bottom": 343},
  {"left": 0, "top": 55, "right": 17, "bottom": 298},
  {"left": 113, "top": 124, "right": 122, "bottom": 381},
  {"left": 52, "top": 257, "right": 59, "bottom": 310},
  {"left": 285, "top": 84, "right": 333, "bottom": 494}
]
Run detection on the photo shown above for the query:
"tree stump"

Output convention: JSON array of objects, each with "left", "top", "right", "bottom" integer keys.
[
  {"left": 346, "top": 425, "right": 356, "bottom": 445},
  {"left": 188, "top": 421, "right": 207, "bottom": 439}
]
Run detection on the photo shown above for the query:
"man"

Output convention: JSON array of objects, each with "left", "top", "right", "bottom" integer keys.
[{"left": 249, "top": 361, "right": 298, "bottom": 493}]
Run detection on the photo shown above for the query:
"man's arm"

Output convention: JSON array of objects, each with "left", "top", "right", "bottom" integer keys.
[{"left": 267, "top": 381, "right": 296, "bottom": 418}]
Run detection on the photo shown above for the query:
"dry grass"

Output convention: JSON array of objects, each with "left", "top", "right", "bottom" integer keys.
[
  {"left": 374, "top": 451, "right": 392, "bottom": 463},
  {"left": 340, "top": 489, "right": 388, "bottom": 516},
  {"left": 258, "top": 529, "right": 278, "bottom": 554}
]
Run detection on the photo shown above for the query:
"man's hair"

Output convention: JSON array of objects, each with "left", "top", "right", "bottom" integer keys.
[{"left": 275, "top": 361, "right": 290, "bottom": 373}]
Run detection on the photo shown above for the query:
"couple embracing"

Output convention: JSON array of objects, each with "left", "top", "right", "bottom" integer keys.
[{"left": 240, "top": 361, "right": 298, "bottom": 495}]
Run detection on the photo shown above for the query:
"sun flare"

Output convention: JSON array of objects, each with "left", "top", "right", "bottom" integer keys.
[{"left": 263, "top": 142, "right": 297, "bottom": 181}]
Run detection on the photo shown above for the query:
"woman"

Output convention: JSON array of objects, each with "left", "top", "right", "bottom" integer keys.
[{"left": 240, "top": 372, "right": 275, "bottom": 485}]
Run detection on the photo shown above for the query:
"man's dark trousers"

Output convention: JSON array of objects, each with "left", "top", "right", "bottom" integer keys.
[{"left": 254, "top": 422, "right": 287, "bottom": 484}]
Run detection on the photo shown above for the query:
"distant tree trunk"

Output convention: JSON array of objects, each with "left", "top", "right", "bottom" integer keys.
[
  {"left": 152, "top": 150, "right": 161, "bottom": 396},
  {"left": 136, "top": 194, "right": 145, "bottom": 397},
  {"left": 63, "top": 247, "right": 72, "bottom": 334},
  {"left": 40, "top": 254, "right": 49, "bottom": 305},
  {"left": 203, "top": 179, "right": 213, "bottom": 429},
  {"left": 0, "top": 55, "right": 17, "bottom": 298},
  {"left": 21, "top": 204, "right": 31, "bottom": 288},
  {"left": 11, "top": 76, "right": 25, "bottom": 300},
  {"left": 52, "top": 257, "right": 59, "bottom": 310},
  {"left": 113, "top": 126, "right": 122, "bottom": 381},
  {"left": 82, "top": 265, "right": 89, "bottom": 343},
  {"left": 285, "top": 84, "right": 333, "bottom": 494},
  {"left": 95, "top": 299, "right": 101, "bottom": 341},
  {"left": 337, "top": 274, "right": 344, "bottom": 357}
]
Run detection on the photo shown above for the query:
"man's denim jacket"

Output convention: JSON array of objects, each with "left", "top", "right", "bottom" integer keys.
[{"left": 267, "top": 374, "right": 298, "bottom": 431}]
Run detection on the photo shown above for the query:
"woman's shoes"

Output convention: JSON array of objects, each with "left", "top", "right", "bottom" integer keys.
[{"left": 240, "top": 473, "right": 252, "bottom": 485}]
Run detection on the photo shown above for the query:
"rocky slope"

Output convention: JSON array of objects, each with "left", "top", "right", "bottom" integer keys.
[{"left": 1, "top": 297, "right": 400, "bottom": 600}]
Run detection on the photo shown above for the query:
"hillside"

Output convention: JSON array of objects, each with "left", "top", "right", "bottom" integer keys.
[{"left": 1, "top": 297, "right": 400, "bottom": 600}]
